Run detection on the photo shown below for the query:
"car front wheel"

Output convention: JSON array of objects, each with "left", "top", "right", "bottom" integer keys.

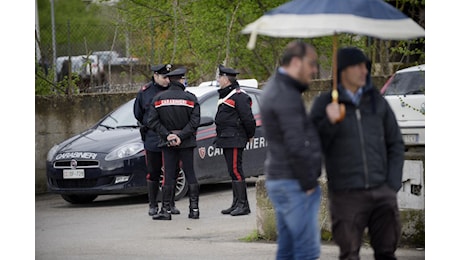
[{"left": 61, "top": 194, "right": 98, "bottom": 204}]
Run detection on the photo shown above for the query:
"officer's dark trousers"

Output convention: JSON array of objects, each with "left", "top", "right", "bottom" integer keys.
[
  {"left": 145, "top": 150, "right": 162, "bottom": 182},
  {"left": 328, "top": 184, "right": 401, "bottom": 260},
  {"left": 162, "top": 147, "right": 197, "bottom": 186},
  {"left": 223, "top": 148, "right": 245, "bottom": 181}
]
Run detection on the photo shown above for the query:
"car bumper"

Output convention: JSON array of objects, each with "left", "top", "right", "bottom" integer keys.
[{"left": 46, "top": 156, "right": 147, "bottom": 195}]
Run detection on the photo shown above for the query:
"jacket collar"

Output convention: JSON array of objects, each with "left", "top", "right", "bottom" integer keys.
[
  {"left": 218, "top": 82, "right": 239, "bottom": 98},
  {"left": 169, "top": 81, "right": 185, "bottom": 90},
  {"left": 275, "top": 68, "right": 309, "bottom": 93}
]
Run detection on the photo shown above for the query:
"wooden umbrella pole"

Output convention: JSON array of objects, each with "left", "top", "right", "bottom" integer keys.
[
  {"left": 331, "top": 32, "right": 346, "bottom": 122},
  {"left": 332, "top": 32, "right": 338, "bottom": 103}
]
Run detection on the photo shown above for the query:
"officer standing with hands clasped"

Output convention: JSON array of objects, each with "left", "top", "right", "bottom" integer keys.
[
  {"left": 147, "top": 67, "right": 201, "bottom": 220},
  {"left": 133, "top": 64, "right": 180, "bottom": 217},
  {"left": 215, "top": 64, "right": 256, "bottom": 216}
]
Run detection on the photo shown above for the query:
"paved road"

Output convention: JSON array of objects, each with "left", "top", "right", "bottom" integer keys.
[{"left": 36, "top": 180, "right": 425, "bottom": 260}]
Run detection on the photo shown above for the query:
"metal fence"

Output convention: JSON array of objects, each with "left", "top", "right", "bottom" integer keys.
[{"left": 36, "top": 20, "right": 152, "bottom": 94}]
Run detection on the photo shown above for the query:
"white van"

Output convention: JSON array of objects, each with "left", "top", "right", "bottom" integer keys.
[{"left": 381, "top": 64, "right": 425, "bottom": 146}]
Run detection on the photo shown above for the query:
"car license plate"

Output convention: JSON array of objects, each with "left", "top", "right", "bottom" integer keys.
[
  {"left": 63, "top": 169, "right": 85, "bottom": 179},
  {"left": 402, "top": 134, "right": 419, "bottom": 144}
]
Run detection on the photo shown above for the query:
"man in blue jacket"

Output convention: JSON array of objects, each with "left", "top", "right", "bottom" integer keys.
[
  {"left": 310, "top": 47, "right": 405, "bottom": 260},
  {"left": 260, "top": 40, "right": 322, "bottom": 260}
]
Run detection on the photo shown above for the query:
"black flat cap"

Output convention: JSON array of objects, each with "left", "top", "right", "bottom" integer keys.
[
  {"left": 218, "top": 64, "right": 239, "bottom": 77},
  {"left": 151, "top": 64, "right": 172, "bottom": 75},
  {"left": 165, "top": 67, "right": 187, "bottom": 79}
]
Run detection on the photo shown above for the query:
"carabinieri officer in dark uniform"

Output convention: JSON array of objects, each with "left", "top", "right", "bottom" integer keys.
[
  {"left": 133, "top": 64, "right": 180, "bottom": 217},
  {"left": 215, "top": 64, "right": 256, "bottom": 216},
  {"left": 147, "top": 67, "right": 201, "bottom": 220}
]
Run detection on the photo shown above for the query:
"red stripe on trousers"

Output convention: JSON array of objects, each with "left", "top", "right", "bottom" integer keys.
[
  {"left": 233, "top": 148, "right": 242, "bottom": 181},
  {"left": 144, "top": 150, "right": 150, "bottom": 180}
]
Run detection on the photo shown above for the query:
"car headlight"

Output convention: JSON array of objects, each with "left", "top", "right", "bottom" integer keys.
[
  {"left": 105, "top": 143, "right": 144, "bottom": 161},
  {"left": 47, "top": 144, "right": 60, "bottom": 162}
]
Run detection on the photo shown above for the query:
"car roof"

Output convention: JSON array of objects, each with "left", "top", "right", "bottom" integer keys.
[
  {"left": 186, "top": 79, "right": 259, "bottom": 98},
  {"left": 396, "top": 64, "right": 425, "bottom": 74},
  {"left": 198, "top": 79, "right": 258, "bottom": 88}
]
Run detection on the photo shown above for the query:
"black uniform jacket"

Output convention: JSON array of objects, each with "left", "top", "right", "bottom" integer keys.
[
  {"left": 310, "top": 75, "right": 405, "bottom": 192},
  {"left": 147, "top": 81, "right": 200, "bottom": 149},
  {"left": 133, "top": 80, "right": 169, "bottom": 152},
  {"left": 214, "top": 82, "right": 256, "bottom": 148}
]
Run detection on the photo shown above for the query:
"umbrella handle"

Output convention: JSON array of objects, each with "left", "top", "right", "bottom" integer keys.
[{"left": 331, "top": 90, "right": 346, "bottom": 123}]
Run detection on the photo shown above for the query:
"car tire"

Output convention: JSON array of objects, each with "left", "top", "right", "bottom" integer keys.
[{"left": 61, "top": 194, "right": 98, "bottom": 204}]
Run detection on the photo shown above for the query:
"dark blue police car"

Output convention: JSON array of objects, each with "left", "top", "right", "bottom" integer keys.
[{"left": 46, "top": 79, "right": 267, "bottom": 204}]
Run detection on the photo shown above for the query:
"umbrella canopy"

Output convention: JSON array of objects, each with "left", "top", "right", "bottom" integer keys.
[
  {"left": 242, "top": 0, "right": 425, "bottom": 50},
  {"left": 241, "top": 0, "right": 425, "bottom": 122}
]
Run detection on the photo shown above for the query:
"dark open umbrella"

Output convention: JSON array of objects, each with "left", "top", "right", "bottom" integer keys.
[{"left": 242, "top": 0, "right": 425, "bottom": 121}]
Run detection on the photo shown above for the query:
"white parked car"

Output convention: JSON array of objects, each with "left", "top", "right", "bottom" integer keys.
[
  {"left": 381, "top": 64, "right": 425, "bottom": 146},
  {"left": 56, "top": 55, "right": 104, "bottom": 83},
  {"left": 93, "top": 51, "right": 140, "bottom": 66}
]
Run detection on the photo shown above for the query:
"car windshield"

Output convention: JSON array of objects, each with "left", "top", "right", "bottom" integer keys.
[
  {"left": 99, "top": 99, "right": 138, "bottom": 129},
  {"left": 385, "top": 70, "right": 425, "bottom": 95}
]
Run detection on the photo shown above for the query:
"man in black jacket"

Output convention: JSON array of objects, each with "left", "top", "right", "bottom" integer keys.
[
  {"left": 133, "top": 64, "right": 179, "bottom": 216},
  {"left": 215, "top": 64, "right": 256, "bottom": 216},
  {"left": 310, "top": 47, "right": 405, "bottom": 260},
  {"left": 147, "top": 67, "right": 201, "bottom": 220},
  {"left": 260, "top": 41, "right": 322, "bottom": 260}
]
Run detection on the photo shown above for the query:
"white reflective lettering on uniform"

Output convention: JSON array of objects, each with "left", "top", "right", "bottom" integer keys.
[{"left": 253, "top": 138, "right": 259, "bottom": 149}]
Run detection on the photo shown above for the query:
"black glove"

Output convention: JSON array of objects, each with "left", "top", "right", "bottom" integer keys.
[{"left": 140, "top": 126, "right": 148, "bottom": 141}]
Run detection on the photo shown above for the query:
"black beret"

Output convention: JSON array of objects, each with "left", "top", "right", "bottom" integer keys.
[
  {"left": 165, "top": 67, "right": 187, "bottom": 79},
  {"left": 218, "top": 64, "right": 239, "bottom": 77},
  {"left": 337, "top": 47, "right": 369, "bottom": 73},
  {"left": 151, "top": 64, "right": 172, "bottom": 75}
]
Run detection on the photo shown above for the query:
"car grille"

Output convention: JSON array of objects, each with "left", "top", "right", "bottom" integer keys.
[{"left": 54, "top": 160, "right": 99, "bottom": 169}]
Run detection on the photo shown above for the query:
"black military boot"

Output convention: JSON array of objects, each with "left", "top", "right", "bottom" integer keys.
[
  {"left": 188, "top": 183, "right": 200, "bottom": 219},
  {"left": 170, "top": 180, "right": 181, "bottom": 215},
  {"left": 152, "top": 185, "right": 173, "bottom": 220},
  {"left": 230, "top": 180, "right": 251, "bottom": 216},
  {"left": 221, "top": 181, "right": 238, "bottom": 214},
  {"left": 147, "top": 180, "right": 159, "bottom": 216}
]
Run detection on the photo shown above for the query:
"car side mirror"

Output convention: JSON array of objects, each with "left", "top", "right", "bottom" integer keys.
[{"left": 199, "top": 116, "right": 214, "bottom": 127}]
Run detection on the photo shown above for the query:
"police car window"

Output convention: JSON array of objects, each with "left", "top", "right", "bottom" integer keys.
[
  {"left": 200, "top": 94, "right": 219, "bottom": 119},
  {"left": 248, "top": 93, "right": 260, "bottom": 115},
  {"left": 99, "top": 99, "right": 138, "bottom": 128}
]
